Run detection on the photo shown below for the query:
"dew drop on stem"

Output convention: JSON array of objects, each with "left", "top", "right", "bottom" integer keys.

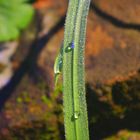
[{"left": 74, "top": 111, "right": 80, "bottom": 119}]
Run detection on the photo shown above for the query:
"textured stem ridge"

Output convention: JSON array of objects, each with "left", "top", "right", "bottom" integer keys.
[{"left": 62, "top": 0, "right": 91, "bottom": 139}]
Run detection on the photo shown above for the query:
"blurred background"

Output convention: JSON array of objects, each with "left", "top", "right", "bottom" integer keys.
[{"left": 1, "top": 0, "right": 140, "bottom": 139}]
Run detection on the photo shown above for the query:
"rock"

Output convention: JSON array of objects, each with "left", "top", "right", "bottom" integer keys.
[
  {"left": 1, "top": 0, "right": 140, "bottom": 139},
  {"left": 0, "top": 42, "right": 18, "bottom": 89},
  {"left": 0, "top": 66, "right": 13, "bottom": 89},
  {"left": 93, "top": 0, "right": 140, "bottom": 24},
  {"left": 0, "top": 1, "right": 66, "bottom": 139},
  {"left": 86, "top": 3, "right": 140, "bottom": 86},
  {"left": 0, "top": 42, "right": 18, "bottom": 65},
  {"left": 104, "top": 130, "right": 140, "bottom": 140}
]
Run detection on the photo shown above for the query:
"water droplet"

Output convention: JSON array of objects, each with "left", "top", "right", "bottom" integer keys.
[
  {"left": 74, "top": 111, "right": 80, "bottom": 119},
  {"left": 59, "top": 60, "right": 62, "bottom": 64},
  {"left": 67, "top": 46, "right": 71, "bottom": 50},
  {"left": 65, "top": 42, "right": 75, "bottom": 52}
]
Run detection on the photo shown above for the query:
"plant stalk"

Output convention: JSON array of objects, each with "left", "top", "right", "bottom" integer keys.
[{"left": 62, "top": 0, "right": 91, "bottom": 140}]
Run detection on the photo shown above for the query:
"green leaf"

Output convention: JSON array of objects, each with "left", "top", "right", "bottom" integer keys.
[
  {"left": 62, "top": 0, "right": 91, "bottom": 139},
  {"left": 54, "top": 43, "right": 63, "bottom": 86},
  {"left": 0, "top": 0, "right": 34, "bottom": 41}
]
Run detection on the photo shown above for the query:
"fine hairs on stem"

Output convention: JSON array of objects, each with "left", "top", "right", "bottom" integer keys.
[{"left": 54, "top": 0, "right": 91, "bottom": 139}]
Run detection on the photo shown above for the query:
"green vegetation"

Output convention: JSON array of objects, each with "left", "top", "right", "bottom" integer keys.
[
  {"left": 104, "top": 130, "right": 140, "bottom": 140},
  {"left": 0, "top": 0, "right": 34, "bottom": 41},
  {"left": 54, "top": 0, "right": 91, "bottom": 139}
]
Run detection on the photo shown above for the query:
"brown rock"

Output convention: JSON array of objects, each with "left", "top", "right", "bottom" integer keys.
[
  {"left": 86, "top": 7, "right": 140, "bottom": 85},
  {"left": 93, "top": 0, "right": 140, "bottom": 24}
]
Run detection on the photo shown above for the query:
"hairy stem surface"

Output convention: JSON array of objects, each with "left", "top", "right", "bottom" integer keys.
[{"left": 63, "top": 0, "right": 91, "bottom": 139}]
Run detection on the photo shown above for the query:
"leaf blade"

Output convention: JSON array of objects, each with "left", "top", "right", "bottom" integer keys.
[
  {"left": 54, "top": 43, "right": 63, "bottom": 86},
  {"left": 0, "top": 0, "right": 34, "bottom": 41}
]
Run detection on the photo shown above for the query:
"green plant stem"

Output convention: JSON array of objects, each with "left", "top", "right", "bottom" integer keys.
[{"left": 62, "top": 0, "right": 91, "bottom": 140}]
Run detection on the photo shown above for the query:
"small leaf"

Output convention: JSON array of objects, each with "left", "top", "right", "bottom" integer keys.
[
  {"left": 0, "top": 0, "right": 34, "bottom": 42},
  {"left": 54, "top": 43, "right": 63, "bottom": 86},
  {"left": 62, "top": 0, "right": 91, "bottom": 139}
]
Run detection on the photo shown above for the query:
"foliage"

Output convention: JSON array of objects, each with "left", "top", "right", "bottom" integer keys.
[
  {"left": 104, "top": 130, "right": 140, "bottom": 140},
  {"left": 54, "top": 0, "right": 91, "bottom": 139},
  {"left": 0, "top": 0, "right": 34, "bottom": 42}
]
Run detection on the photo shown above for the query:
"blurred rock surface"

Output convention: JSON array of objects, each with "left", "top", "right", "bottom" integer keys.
[{"left": 0, "top": 0, "right": 140, "bottom": 139}]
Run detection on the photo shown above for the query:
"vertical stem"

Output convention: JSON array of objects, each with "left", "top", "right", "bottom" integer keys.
[{"left": 62, "top": 0, "right": 91, "bottom": 139}]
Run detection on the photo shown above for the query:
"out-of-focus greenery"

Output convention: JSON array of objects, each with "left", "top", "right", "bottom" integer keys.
[
  {"left": 104, "top": 130, "right": 140, "bottom": 140},
  {"left": 0, "top": 0, "right": 34, "bottom": 42}
]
